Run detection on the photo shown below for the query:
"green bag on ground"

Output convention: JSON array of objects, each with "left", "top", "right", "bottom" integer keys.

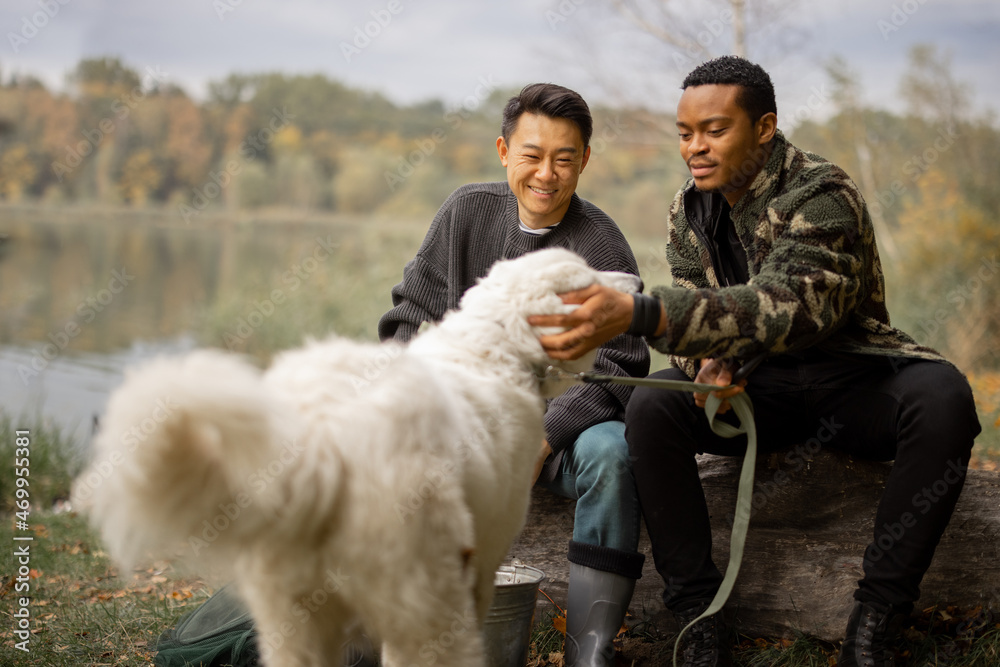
[
  {"left": 153, "top": 584, "right": 259, "bottom": 667},
  {"left": 153, "top": 585, "right": 377, "bottom": 666}
]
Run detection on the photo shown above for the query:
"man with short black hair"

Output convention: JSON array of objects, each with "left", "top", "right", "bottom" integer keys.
[
  {"left": 380, "top": 83, "right": 650, "bottom": 667},
  {"left": 530, "top": 57, "right": 981, "bottom": 667}
]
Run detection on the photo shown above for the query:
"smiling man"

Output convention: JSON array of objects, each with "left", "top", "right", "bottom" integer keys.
[
  {"left": 529, "top": 58, "right": 980, "bottom": 666},
  {"left": 379, "top": 83, "right": 650, "bottom": 667}
]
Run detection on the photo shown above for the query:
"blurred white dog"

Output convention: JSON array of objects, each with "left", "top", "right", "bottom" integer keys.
[{"left": 77, "top": 248, "right": 640, "bottom": 667}]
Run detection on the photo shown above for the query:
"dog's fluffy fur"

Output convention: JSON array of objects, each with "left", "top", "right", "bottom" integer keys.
[{"left": 77, "top": 248, "right": 640, "bottom": 667}]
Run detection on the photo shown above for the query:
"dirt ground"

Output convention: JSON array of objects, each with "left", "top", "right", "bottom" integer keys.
[{"left": 529, "top": 637, "right": 679, "bottom": 667}]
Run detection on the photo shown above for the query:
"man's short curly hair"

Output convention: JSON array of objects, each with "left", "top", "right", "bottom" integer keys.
[{"left": 682, "top": 56, "right": 777, "bottom": 124}]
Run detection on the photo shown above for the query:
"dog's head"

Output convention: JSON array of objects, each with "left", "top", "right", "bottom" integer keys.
[{"left": 456, "top": 248, "right": 641, "bottom": 397}]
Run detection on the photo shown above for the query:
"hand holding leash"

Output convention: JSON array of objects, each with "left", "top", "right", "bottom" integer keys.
[{"left": 694, "top": 358, "right": 747, "bottom": 414}]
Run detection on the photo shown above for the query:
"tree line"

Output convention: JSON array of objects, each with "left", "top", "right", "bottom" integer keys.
[
  {"left": 0, "top": 57, "right": 677, "bottom": 226},
  {"left": 0, "top": 51, "right": 997, "bottom": 370}
]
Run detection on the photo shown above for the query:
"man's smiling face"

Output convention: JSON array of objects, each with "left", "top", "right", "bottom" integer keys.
[{"left": 497, "top": 112, "right": 591, "bottom": 229}]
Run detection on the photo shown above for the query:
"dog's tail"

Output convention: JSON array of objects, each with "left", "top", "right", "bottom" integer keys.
[{"left": 74, "top": 350, "right": 294, "bottom": 569}]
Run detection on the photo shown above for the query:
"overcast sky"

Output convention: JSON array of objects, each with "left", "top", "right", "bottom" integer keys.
[{"left": 2, "top": 0, "right": 998, "bottom": 125}]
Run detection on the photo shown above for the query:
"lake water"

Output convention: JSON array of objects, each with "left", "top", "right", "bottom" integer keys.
[
  {"left": 0, "top": 337, "right": 197, "bottom": 443},
  {"left": 0, "top": 208, "right": 428, "bottom": 445}
]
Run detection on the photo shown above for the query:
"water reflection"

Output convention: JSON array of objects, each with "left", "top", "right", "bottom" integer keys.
[
  {"left": 0, "top": 209, "right": 426, "bottom": 440},
  {"left": 0, "top": 337, "right": 196, "bottom": 445}
]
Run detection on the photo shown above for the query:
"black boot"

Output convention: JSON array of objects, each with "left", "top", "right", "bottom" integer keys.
[
  {"left": 674, "top": 601, "right": 733, "bottom": 667},
  {"left": 838, "top": 601, "right": 903, "bottom": 667}
]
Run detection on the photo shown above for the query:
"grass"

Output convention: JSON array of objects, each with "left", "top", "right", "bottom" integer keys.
[
  {"left": 528, "top": 610, "right": 567, "bottom": 660},
  {"left": 733, "top": 633, "right": 836, "bottom": 666},
  {"left": 0, "top": 413, "right": 85, "bottom": 514},
  {"left": 895, "top": 606, "right": 1000, "bottom": 666},
  {"left": 527, "top": 609, "right": 1000, "bottom": 666},
  {"left": 0, "top": 413, "right": 214, "bottom": 665},
  {"left": 0, "top": 510, "right": 213, "bottom": 666}
]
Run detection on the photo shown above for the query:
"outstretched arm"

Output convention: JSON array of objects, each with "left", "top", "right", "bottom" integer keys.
[
  {"left": 530, "top": 290, "right": 746, "bottom": 409},
  {"left": 528, "top": 284, "right": 665, "bottom": 360},
  {"left": 534, "top": 184, "right": 868, "bottom": 367}
]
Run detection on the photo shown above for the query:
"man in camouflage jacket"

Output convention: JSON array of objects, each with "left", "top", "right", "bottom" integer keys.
[
  {"left": 531, "top": 57, "right": 981, "bottom": 667},
  {"left": 657, "top": 128, "right": 946, "bottom": 380}
]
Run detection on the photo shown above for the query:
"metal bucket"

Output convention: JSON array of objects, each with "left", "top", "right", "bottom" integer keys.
[{"left": 483, "top": 564, "right": 546, "bottom": 667}]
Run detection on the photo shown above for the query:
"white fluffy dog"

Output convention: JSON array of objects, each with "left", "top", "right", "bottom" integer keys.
[{"left": 77, "top": 247, "right": 640, "bottom": 667}]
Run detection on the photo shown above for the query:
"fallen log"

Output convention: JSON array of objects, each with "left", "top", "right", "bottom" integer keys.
[{"left": 507, "top": 448, "right": 1000, "bottom": 641}]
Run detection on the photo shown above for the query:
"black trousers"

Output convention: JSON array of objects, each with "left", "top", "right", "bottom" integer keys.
[{"left": 624, "top": 350, "right": 982, "bottom": 614}]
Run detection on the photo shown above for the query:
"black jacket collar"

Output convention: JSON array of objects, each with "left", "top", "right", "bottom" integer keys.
[{"left": 683, "top": 188, "right": 750, "bottom": 287}]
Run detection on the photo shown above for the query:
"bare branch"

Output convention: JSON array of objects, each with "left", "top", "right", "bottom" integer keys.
[{"left": 608, "top": 0, "right": 698, "bottom": 51}]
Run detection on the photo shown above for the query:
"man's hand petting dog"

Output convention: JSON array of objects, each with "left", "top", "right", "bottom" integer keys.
[{"left": 529, "top": 284, "right": 634, "bottom": 361}]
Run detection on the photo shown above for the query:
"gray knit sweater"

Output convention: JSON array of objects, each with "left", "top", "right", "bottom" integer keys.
[{"left": 378, "top": 181, "right": 651, "bottom": 457}]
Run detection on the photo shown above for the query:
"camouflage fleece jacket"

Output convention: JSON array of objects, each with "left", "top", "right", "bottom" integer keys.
[{"left": 650, "top": 130, "right": 947, "bottom": 379}]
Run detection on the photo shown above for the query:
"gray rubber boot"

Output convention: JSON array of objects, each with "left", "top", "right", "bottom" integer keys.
[
  {"left": 564, "top": 563, "right": 636, "bottom": 667},
  {"left": 342, "top": 634, "right": 377, "bottom": 666}
]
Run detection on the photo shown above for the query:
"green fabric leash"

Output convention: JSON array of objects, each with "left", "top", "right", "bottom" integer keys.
[{"left": 550, "top": 369, "right": 757, "bottom": 667}]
